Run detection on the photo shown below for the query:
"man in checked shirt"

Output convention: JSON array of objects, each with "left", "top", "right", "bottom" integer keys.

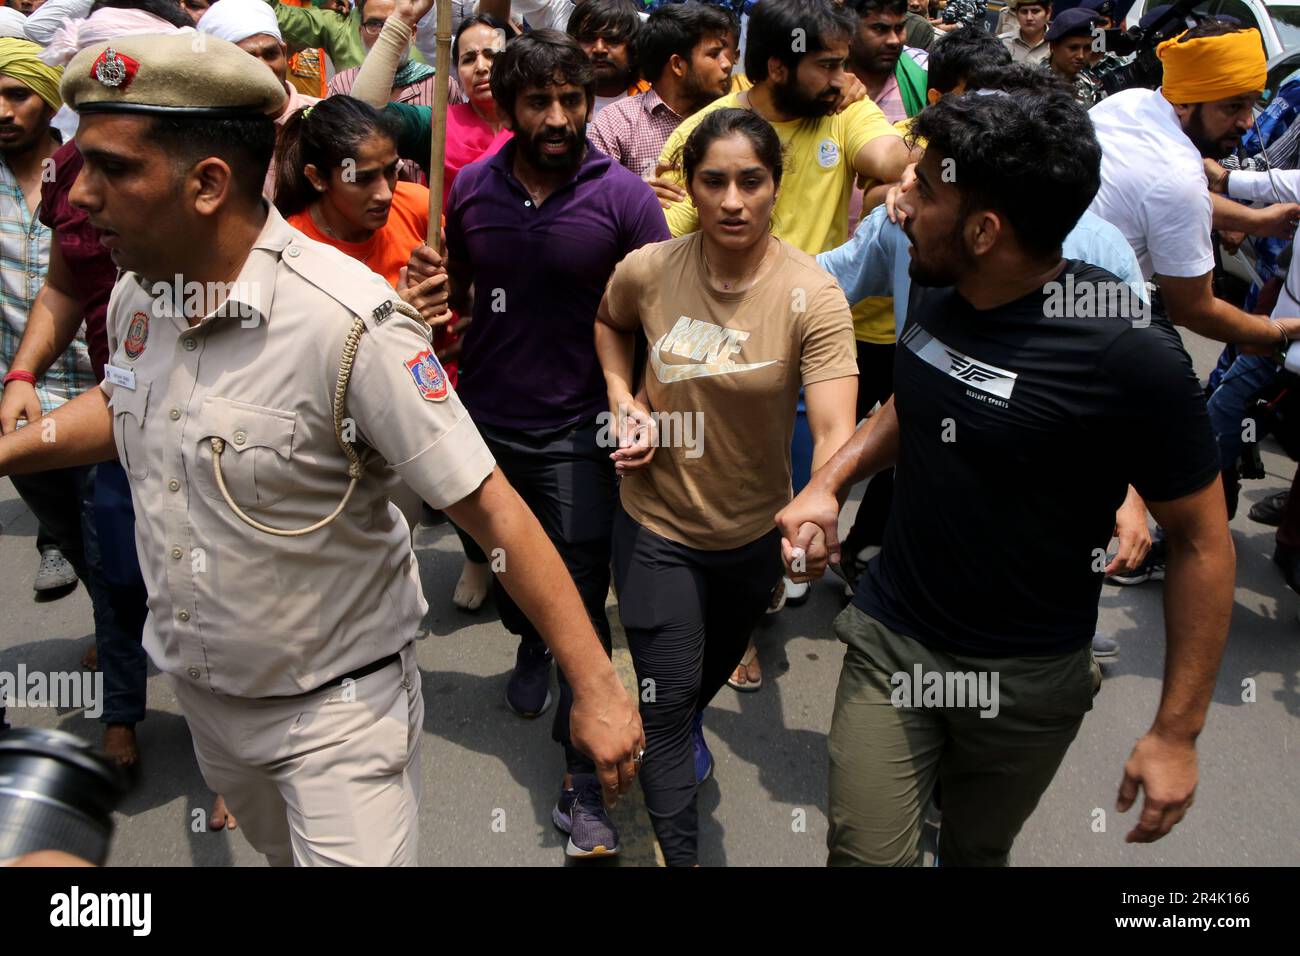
[
  {"left": 0, "top": 41, "right": 95, "bottom": 601},
  {"left": 588, "top": 2, "right": 736, "bottom": 177}
]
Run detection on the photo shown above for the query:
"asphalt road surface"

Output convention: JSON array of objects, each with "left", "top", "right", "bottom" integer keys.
[{"left": 0, "top": 329, "right": 1296, "bottom": 866}]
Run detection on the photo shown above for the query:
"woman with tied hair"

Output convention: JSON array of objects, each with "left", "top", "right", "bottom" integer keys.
[
  {"left": 273, "top": 95, "right": 491, "bottom": 609},
  {"left": 595, "top": 107, "right": 858, "bottom": 867},
  {"left": 274, "top": 96, "right": 450, "bottom": 345}
]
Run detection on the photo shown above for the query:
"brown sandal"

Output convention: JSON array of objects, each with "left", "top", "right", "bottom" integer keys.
[{"left": 727, "top": 644, "right": 762, "bottom": 692}]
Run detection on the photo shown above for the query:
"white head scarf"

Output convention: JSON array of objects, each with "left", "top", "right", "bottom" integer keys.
[
  {"left": 0, "top": 7, "right": 27, "bottom": 40},
  {"left": 197, "top": 0, "right": 283, "bottom": 45}
]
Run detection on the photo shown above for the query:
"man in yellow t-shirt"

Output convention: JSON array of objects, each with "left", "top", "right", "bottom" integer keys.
[
  {"left": 658, "top": 0, "right": 911, "bottom": 361},
  {"left": 658, "top": 0, "right": 910, "bottom": 253}
]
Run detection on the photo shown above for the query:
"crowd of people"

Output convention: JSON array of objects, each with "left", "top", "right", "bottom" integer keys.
[{"left": 0, "top": 0, "right": 1292, "bottom": 867}]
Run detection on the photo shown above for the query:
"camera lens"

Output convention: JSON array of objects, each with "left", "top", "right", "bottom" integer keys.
[{"left": 0, "top": 728, "right": 129, "bottom": 866}]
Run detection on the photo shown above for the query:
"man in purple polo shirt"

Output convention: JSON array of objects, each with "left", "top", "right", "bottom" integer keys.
[{"left": 444, "top": 29, "right": 669, "bottom": 860}]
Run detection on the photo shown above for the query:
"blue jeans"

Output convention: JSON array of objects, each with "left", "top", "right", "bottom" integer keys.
[
  {"left": 3, "top": 462, "right": 147, "bottom": 729},
  {"left": 1206, "top": 353, "right": 1281, "bottom": 471},
  {"left": 85, "top": 461, "right": 149, "bottom": 725}
]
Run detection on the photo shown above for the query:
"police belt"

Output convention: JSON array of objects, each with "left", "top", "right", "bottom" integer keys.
[{"left": 268, "top": 652, "right": 402, "bottom": 699}]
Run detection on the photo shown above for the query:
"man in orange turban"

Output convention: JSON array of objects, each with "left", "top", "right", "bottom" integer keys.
[
  {"left": 1158, "top": 21, "right": 1267, "bottom": 157},
  {"left": 1088, "top": 18, "right": 1300, "bottom": 607},
  {"left": 1092, "top": 18, "right": 1300, "bottom": 351}
]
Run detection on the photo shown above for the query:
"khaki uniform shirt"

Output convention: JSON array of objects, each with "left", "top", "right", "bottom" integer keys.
[
  {"left": 999, "top": 30, "right": 1050, "bottom": 65},
  {"left": 100, "top": 205, "right": 495, "bottom": 698}
]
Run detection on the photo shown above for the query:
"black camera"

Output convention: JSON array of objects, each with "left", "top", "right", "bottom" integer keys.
[
  {"left": 1096, "top": 42, "right": 1165, "bottom": 95},
  {"left": 0, "top": 727, "right": 129, "bottom": 865},
  {"left": 1096, "top": 0, "right": 1201, "bottom": 95}
]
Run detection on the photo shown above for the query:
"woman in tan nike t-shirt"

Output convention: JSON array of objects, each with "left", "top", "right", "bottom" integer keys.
[{"left": 596, "top": 108, "right": 859, "bottom": 867}]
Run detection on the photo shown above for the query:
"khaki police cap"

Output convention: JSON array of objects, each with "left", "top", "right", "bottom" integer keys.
[{"left": 61, "top": 33, "right": 286, "bottom": 118}]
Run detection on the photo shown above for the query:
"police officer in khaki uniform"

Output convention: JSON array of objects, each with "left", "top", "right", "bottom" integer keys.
[{"left": 0, "top": 33, "right": 644, "bottom": 866}]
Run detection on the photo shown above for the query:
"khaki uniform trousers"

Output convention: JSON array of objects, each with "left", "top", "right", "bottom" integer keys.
[{"left": 173, "top": 641, "right": 423, "bottom": 866}]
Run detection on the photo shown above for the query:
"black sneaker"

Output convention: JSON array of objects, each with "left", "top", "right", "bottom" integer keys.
[
  {"left": 1249, "top": 491, "right": 1289, "bottom": 527},
  {"left": 552, "top": 774, "right": 620, "bottom": 858},
  {"left": 505, "top": 642, "right": 552, "bottom": 718},
  {"left": 1105, "top": 540, "right": 1166, "bottom": 586},
  {"left": 1091, "top": 633, "right": 1119, "bottom": 663}
]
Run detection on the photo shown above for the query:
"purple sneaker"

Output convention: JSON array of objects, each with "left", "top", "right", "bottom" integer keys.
[
  {"left": 693, "top": 712, "right": 713, "bottom": 784},
  {"left": 552, "top": 774, "right": 620, "bottom": 858}
]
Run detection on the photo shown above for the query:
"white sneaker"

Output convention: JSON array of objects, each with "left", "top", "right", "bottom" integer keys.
[{"left": 783, "top": 576, "right": 810, "bottom": 606}]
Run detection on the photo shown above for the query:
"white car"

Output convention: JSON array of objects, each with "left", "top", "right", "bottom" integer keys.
[{"left": 1125, "top": 0, "right": 1300, "bottom": 59}]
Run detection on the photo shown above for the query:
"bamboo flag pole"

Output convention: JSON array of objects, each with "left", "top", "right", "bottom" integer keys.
[{"left": 427, "top": 0, "right": 453, "bottom": 250}]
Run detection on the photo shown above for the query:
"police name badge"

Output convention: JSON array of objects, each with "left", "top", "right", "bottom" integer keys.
[
  {"left": 404, "top": 348, "right": 449, "bottom": 402},
  {"left": 104, "top": 364, "right": 136, "bottom": 391}
]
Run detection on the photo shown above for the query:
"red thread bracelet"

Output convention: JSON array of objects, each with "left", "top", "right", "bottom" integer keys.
[{"left": 3, "top": 370, "right": 36, "bottom": 387}]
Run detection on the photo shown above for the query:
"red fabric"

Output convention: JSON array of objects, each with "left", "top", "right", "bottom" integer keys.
[{"left": 39, "top": 142, "right": 115, "bottom": 381}]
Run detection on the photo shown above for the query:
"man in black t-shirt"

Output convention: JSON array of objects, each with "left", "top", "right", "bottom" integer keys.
[{"left": 781, "top": 89, "right": 1233, "bottom": 866}]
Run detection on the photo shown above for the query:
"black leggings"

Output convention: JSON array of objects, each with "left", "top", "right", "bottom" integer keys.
[{"left": 611, "top": 505, "right": 783, "bottom": 866}]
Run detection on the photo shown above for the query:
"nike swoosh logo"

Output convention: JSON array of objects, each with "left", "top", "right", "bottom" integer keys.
[{"left": 650, "top": 332, "right": 779, "bottom": 383}]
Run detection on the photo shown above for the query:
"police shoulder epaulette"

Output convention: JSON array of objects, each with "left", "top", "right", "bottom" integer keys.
[
  {"left": 365, "top": 299, "right": 425, "bottom": 328},
  {"left": 281, "top": 239, "right": 407, "bottom": 329}
]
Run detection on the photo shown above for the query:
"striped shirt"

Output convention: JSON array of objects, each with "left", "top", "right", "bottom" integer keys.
[{"left": 0, "top": 154, "right": 93, "bottom": 415}]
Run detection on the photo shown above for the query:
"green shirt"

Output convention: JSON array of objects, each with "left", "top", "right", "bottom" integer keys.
[
  {"left": 262, "top": 0, "right": 367, "bottom": 70},
  {"left": 385, "top": 101, "right": 433, "bottom": 169}
]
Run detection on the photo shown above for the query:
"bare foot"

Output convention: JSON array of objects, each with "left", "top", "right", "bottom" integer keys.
[
  {"left": 80, "top": 643, "right": 98, "bottom": 670},
  {"left": 102, "top": 723, "right": 138, "bottom": 768},
  {"left": 209, "top": 794, "right": 237, "bottom": 831},
  {"left": 452, "top": 559, "right": 490, "bottom": 611}
]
